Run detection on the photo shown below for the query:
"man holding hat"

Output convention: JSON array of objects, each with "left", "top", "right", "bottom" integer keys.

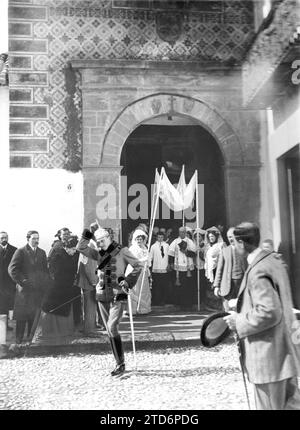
[
  {"left": 77, "top": 223, "right": 143, "bottom": 376},
  {"left": 224, "top": 222, "right": 300, "bottom": 410}
]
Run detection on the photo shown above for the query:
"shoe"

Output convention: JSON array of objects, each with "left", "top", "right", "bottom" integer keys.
[{"left": 111, "top": 363, "right": 125, "bottom": 376}]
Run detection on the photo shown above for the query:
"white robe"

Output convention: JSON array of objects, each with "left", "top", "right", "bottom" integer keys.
[
  {"left": 126, "top": 244, "right": 151, "bottom": 314},
  {"left": 204, "top": 242, "right": 224, "bottom": 283},
  {"left": 168, "top": 237, "right": 196, "bottom": 272}
]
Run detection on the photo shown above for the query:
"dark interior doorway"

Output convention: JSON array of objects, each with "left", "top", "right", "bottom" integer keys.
[
  {"left": 277, "top": 144, "right": 300, "bottom": 308},
  {"left": 120, "top": 122, "right": 226, "bottom": 246}
]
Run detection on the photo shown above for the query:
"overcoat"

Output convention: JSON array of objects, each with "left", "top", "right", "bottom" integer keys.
[
  {"left": 42, "top": 248, "right": 78, "bottom": 316},
  {"left": 0, "top": 243, "right": 17, "bottom": 312},
  {"left": 236, "top": 250, "right": 300, "bottom": 384},
  {"left": 8, "top": 244, "right": 49, "bottom": 320},
  {"left": 213, "top": 246, "right": 247, "bottom": 298}
]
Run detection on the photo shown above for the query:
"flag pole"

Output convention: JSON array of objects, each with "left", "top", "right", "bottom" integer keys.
[
  {"left": 196, "top": 169, "right": 200, "bottom": 312},
  {"left": 137, "top": 168, "right": 163, "bottom": 313},
  {"left": 181, "top": 165, "right": 185, "bottom": 227}
]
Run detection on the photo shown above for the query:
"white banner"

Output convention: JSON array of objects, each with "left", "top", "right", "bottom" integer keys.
[{"left": 154, "top": 167, "right": 197, "bottom": 212}]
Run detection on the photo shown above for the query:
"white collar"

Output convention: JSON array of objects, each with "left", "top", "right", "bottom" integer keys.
[
  {"left": 247, "top": 247, "right": 262, "bottom": 265},
  {"left": 0, "top": 244, "right": 7, "bottom": 250}
]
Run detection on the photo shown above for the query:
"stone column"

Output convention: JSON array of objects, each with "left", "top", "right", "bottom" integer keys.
[{"left": 224, "top": 165, "right": 262, "bottom": 226}]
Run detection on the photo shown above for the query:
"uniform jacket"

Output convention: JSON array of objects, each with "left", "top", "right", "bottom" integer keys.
[
  {"left": 213, "top": 245, "right": 247, "bottom": 298},
  {"left": 8, "top": 244, "right": 50, "bottom": 320},
  {"left": 236, "top": 250, "right": 300, "bottom": 384},
  {"left": 77, "top": 230, "right": 143, "bottom": 303}
]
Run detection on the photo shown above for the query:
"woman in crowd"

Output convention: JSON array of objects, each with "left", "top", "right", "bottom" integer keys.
[
  {"left": 127, "top": 229, "right": 152, "bottom": 315},
  {"left": 192, "top": 228, "right": 208, "bottom": 308},
  {"left": 48, "top": 227, "right": 71, "bottom": 260},
  {"left": 32, "top": 236, "right": 79, "bottom": 345},
  {"left": 203, "top": 226, "right": 225, "bottom": 311}
]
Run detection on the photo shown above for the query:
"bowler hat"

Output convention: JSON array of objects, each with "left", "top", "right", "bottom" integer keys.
[{"left": 200, "top": 312, "right": 231, "bottom": 347}]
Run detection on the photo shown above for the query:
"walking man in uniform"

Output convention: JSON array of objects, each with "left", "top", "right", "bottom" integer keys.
[{"left": 77, "top": 223, "right": 142, "bottom": 376}]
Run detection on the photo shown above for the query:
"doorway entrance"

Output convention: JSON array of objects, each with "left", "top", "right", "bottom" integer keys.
[
  {"left": 278, "top": 144, "right": 300, "bottom": 308},
  {"left": 120, "top": 116, "right": 226, "bottom": 246}
]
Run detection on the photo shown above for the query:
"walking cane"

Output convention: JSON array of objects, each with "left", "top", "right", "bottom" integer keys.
[
  {"left": 127, "top": 291, "right": 137, "bottom": 370},
  {"left": 234, "top": 333, "right": 251, "bottom": 410}
]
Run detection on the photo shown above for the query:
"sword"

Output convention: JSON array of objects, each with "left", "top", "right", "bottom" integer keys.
[
  {"left": 127, "top": 292, "right": 137, "bottom": 370},
  {"left": 120, "top": 279, "right": 137, "bottom": 370}
]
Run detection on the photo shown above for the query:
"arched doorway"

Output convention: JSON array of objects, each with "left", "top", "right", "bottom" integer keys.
[
  {"left": 80, "top": 90, "right": 253, "bottom": 246},
  {"left": 120, "top": 114, "right": 226, "bottom": 245}
]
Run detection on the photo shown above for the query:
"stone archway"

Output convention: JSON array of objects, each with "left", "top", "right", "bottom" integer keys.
[
  {"left": 72, "top": 59, "right": 261, "bottom": 237},
  {"left": 100, "top": 93, "right": 244, "bottom": 167}
]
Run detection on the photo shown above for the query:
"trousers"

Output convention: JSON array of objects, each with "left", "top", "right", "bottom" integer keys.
[
  {"left": 98, "top": 300, "right": 126, "bottom": 365},
  {"left": 97, "top": 300, "right": 125, "bottom": 338},
  {"left": 254, "top": 377, "right": 300, "bottom": 410}
]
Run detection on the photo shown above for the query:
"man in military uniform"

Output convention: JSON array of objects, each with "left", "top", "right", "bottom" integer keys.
[{"left": 77, "top": 223, "right": 142, "bottom": 376}]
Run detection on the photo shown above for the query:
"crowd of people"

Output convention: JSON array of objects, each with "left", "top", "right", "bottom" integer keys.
[
  {"left": 125, "top": 223, "right": 245, "bottom": 314},
  {"left": 1, "top": 221, "right": 300, "bottom": 407},
  {"left": 0, "top": 223, "right": 290, "bottom": 342}
]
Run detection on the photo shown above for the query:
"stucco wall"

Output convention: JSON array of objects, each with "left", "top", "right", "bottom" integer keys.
[
  {"left": 1, "top": 79, "right": 84, "bottom": 252},
  {"left": 0, "top": 168, "right": 84, "bottom": 253},
  {"left": 268, "top": 106, "right": 300, "bottom": 249}
]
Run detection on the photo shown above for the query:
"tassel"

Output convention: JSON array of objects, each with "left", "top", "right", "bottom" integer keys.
[{"left": 95, "top": 269, "right": 105, "bottom": 301}]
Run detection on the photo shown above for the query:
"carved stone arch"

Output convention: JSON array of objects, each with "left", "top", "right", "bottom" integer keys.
[{"left": 100, "top": 93, "right": 244, "bottom": 166}]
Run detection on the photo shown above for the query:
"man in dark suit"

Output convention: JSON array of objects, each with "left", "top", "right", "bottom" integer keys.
[
  {"left": 213, "top": 227, "right": 247, "bottom": 311},
  {"left": 0, "top": 232, "right": 17, "bottom": 330},
  {"left": 224, "top": 222, "right": 300, "bottom": 410},
  {"left": 8, "top": 230, "right": 49, "bottom": 344}
]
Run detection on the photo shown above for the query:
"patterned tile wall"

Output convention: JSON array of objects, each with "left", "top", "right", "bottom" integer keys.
[{"left": 9, "top": 0, "right": 254, "bottom": 169}]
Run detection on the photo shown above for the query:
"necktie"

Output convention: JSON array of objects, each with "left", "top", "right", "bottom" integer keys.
[{"left": 160, "top": 245, "right": 164, "bottom": 258}]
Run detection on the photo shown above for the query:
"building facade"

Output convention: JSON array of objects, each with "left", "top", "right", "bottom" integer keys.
[{"left": 2, "top": 0, "right": 299, "bottom": 305}]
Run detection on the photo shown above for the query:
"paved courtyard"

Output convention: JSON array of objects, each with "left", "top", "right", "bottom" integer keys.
[{"left": 0, "top": 339, "right": 256, "bottom": 410}]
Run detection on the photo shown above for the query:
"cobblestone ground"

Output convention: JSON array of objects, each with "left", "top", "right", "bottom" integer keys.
[{"left": 0, "top": 340, "right": 258, "bottom": 410}]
